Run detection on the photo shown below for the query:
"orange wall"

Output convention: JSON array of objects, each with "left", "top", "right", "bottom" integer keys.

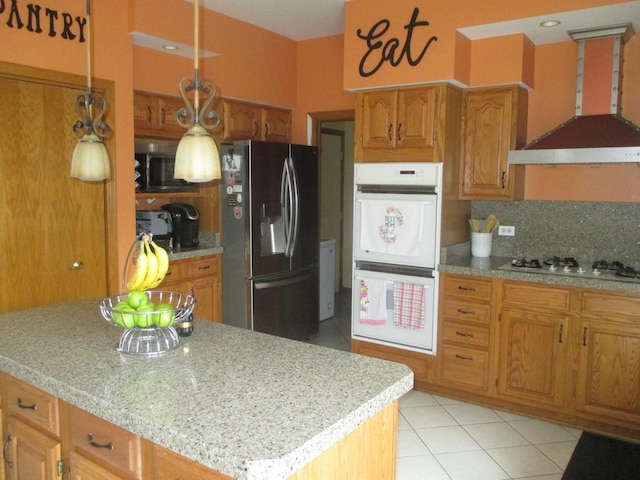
[{"left": 345, "top": 0, "right": 640, "bottom": 202}]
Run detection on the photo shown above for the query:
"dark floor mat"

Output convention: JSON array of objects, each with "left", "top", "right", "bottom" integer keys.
[{"left": 562, "top": 431, "right": 640, "bottom": 480}]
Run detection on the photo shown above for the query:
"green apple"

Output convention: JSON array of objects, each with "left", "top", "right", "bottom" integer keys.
[
  {"left": 155, "top": 302, "right": 175, "bottom": 328},
  {"left": 127, "top": 290, "right": 150, "bottom": 309},
  {"left": 112, "top": 302, "right": 136, "bottom": 329},
  {"left": 134, "top": 303, "right": 157, "bottom": 328}
]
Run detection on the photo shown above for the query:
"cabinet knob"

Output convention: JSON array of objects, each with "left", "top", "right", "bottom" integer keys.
[{"left": 70, "top": 261, "right": 85, "bottom": 270}]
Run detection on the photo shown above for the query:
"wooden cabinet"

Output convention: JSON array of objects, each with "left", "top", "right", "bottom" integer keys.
[
  {"left": 497, "top": 282, "right": 571, "bottom": 408},
  {"left": 155, "top": 445, "right": 233, "bottom": 480},
  {"left": 1, "top": 375, "right": 61, "bottom": 480},
  {"left": 68, "top": 451, "right": 122, "bottom": 480},
  {"left": 158, "top": 255, "right": 221, "bottom": 322},
  {"left": 459, "top": 86, "right": 527, "bottom": 200},
  {"left": 221, "top": 99, "right": 291, "bottom": 143},
  {"left": 133, "top": 91, "right": 187, "bottom": 139},
  {"left": 439, "top": 274, "right": 493, "bottom": 393},
  {"left": 355, "top": 85, "right": 443, "bottom": 163},
  {"left": 575, "top": 290, "right": 640, "bottom": 424},
  {"left": 67, "top": 405, "right": 143, "bottom": 479}
]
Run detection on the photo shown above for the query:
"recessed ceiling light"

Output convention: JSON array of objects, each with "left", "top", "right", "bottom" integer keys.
[
  {"left": 163, "top": 44, "right": 178, "bottom": 51},
  {"left": 540, "top": 20, "right": 561, "bottom": 28}
]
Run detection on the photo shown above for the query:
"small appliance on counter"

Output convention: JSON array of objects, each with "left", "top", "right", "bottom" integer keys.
[
  {"left": 136, "top": 210, "right": 172, "bottom": 240},
  {"left": 162, "top": 203, "right": 200, "bottom": 249}
]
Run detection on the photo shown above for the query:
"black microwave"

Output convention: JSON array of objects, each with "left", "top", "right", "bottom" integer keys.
[{"left": 135, "top": 153, "right": 196, "bottom": 193}]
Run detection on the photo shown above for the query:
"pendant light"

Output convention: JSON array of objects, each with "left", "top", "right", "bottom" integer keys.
[
  {"left": 174, "top": 0, "right": 221, "bottom": 183},
  {"left": 70, "top": 0, "right": 111, "bottom": 181}
]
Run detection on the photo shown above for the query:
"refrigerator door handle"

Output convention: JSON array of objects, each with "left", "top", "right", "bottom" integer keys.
[
  {"left": 280, "top": 158, "right": 294, "bottom": 258},
  {"left": 288, "top": 156, "right": 300, "bottom": 259},
  {"left": 254, "top": 272, "right": 312, "bottom": 289}
]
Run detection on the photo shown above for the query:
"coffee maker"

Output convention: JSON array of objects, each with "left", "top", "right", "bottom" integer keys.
[{"left": 161, "top": 203, "right": 200, "bottom": 248}]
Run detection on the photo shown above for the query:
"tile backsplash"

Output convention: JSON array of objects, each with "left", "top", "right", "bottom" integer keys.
[{"left": 470, "top": 201, "right": 640, "bottom": 263}]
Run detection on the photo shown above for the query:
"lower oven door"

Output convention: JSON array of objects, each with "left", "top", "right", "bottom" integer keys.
[{"left": 352, "top": 266, "right": 437, "bottom": 354}]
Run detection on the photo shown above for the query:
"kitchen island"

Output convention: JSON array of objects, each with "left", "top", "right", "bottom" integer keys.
[{"left": 0, "top": 299, "right": 412, "bottom": 479}]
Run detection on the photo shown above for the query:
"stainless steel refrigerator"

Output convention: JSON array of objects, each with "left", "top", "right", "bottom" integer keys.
[{"left": 220, "top": 140, "right": 319, "bottom": 340}]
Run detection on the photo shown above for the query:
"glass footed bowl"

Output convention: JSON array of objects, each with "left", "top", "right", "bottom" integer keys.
[{"left": 99, "top": 291, "right": 195, "bottom": 356}]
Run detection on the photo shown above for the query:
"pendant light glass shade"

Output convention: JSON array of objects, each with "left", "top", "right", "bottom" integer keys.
[
  {"left": 175, "top": 124, "right": 220, "bottom": 182},
  {"left": 71, "top": 132, "right": 111, "bottom": 181}
]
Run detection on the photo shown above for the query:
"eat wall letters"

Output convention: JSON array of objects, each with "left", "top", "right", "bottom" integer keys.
[
  {"left": 0, "top": 0, "right": 86, "bottom": 41},
  {"left": 357, "top": 7, "right": 438, "bottom": 77}
]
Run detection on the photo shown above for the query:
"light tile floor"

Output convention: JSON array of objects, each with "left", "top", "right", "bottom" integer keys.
[{"left": 310, "top": 290, "right": 580, "bottom": 480}]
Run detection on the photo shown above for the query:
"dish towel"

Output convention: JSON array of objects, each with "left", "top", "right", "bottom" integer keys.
[
  {"left": 359, "top": 199, "right": 426, "bottom": 257},
  {"left": 393, "top": 282, "right": 426, "bottom": 330},
  {"left": 358, "top": 277, "right": 388, "bottom": 325}
]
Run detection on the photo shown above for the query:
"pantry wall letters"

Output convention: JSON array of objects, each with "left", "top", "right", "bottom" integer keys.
[
  {"left": 357, "top": 7, "right": 438, "bottom": 77},
  {"left": 0, "top": 0, "right": 86, "bottom": 41}
]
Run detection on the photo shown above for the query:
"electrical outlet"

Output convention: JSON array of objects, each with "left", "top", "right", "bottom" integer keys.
[{"left": 498, "top": 226, "right": 515, "bottom": 236}]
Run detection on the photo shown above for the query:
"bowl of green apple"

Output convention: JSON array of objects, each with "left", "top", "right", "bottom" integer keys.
[{"left": 99, "top": 290, "right": 195, "bottom": 356}]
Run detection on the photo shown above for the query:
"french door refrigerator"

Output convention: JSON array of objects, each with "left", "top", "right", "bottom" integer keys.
[{"left": 221, "top": 140, "right": 319, "bottom": 340}]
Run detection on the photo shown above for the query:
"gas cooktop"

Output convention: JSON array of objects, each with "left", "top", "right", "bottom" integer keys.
[{"left": 498, "top": 256, "right": 640, "bottom": 285}]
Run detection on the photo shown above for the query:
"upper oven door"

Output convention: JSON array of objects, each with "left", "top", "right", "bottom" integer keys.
[{"left": 354, "top": 191, "right": 438, "bottom": 268}]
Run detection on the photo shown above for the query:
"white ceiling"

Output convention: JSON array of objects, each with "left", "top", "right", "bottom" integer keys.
[{"left": 133, "top": 1, "right": 640, "bottom": 56}]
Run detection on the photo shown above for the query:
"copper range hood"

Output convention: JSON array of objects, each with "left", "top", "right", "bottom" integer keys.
[{"left": 509, "top": 24, "right": 640, "bottom": 164}]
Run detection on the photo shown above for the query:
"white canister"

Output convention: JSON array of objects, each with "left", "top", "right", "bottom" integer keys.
[{"left": 471, "top": 232, "right": 492, "bottom": 257}]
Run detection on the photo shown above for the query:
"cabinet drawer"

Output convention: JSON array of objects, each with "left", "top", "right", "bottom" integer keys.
[
  {"left": 442, "top": 300, "right": 491, "bottom": 324},
  {"left": 186, "top": 256, "right": 218, "bottom": 278},
  {"left": 69, "top": 405, "right": 142, "bottom": 479},
  {"left": 581, "top": 291, "right": 640, "bottom": 319},
  {"left": 440, "top": 345, "right": 489, "bottom": 391},
  {"left": 3, "top": 375, "right": 59, "bottom": 436},
  {"left": 162, "top": 261, "right": 186, "bottom": 284},
  {"left": 442, "top": 321, "right": 490, "bottom": 349},
  {"left": 502, "top": 282, "right": 571, "bottom": 310},
  {"left": 443, "top": 275, "right": 492, "bottom": 301}
]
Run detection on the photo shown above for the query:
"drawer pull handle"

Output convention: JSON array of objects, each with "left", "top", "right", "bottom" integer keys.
[
  {"left": 87, "top": 433, "right": 114, "bottom": 451},
  {"left": 583, "top": 327, "right": 588, "bottom": 346},
  {"left": 3, "top": 434, "right": 13, "bottom": 469},
  {"left": 457, "top": 309, "right": 475, "bottom": 315},
  {"left": 455, "top": 354, "right": 473, "bottom": 361},
  {"left": 17, "top": 398, "right": 37, "bottom": 411},
  {"left": 456, "top": 331, "right": 474, "bottom": 338},
  {"left": 457, "top": 286, "right": 476, "bottom": 292},
  {"left": 198, "top": 265, "right": 211, "bottom": 270},
  {"left": 558, "top": 324, "right": 564, "bottom": 343}
]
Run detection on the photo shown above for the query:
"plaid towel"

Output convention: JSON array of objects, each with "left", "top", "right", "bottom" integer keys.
[{"left": 393, "top": 282, "right": 425, "bottom": 330}]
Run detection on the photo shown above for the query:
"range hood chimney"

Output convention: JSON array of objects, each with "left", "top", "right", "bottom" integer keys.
[{"left": 509, "top": 24, "right": 640, "bottom": 165}]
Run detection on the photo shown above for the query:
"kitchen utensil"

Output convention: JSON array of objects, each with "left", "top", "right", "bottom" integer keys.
[
  {"left": 483, "top": 214, "right": 499, "bottom": 233},
  {"left": 469, "top": 218, "right": 481, "bottom": 232}
]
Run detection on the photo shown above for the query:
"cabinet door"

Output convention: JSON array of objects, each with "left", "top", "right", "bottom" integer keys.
[
  {"left": 223, "top": 100, "right": 259, "bottom": 140},
  {"left": 262, "top": 107, "right": 291, "bottom": 143},
  {"left": 360, "top": 90, "right": 397, "bottom": 149},
  {"left": 133, "top": 91, "right": 156, "bottom": 131},
  {"left": 576, "top": 319, "right": 640, "bottom": 423},
  {"left": 396, "top": 87, "right": 436, "bottom": 149},
  {"left": 157, "top": 96, "right": 187, "bottom": 136},
  {"left": 459, "top": 87, "right": 526, "bottom": 200},
  {"left": 4, "top": 417, "right": 60, "bottom": 480},
  {"left": 497, "top": 307, "right": 568, "bottom": 408},
  {"left": 69, "top": 451, "right": 122, "bottom": 480},
  {"left": 155, "top": 445, "right": 233, "bottom": 480},
  {"left": 188, "top": 276, "right": 217, "bottom": 322}
]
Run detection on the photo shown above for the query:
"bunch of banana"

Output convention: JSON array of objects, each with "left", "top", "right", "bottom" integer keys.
[{"left": 126, "top": 235, "right": 170, "bottom": 291}]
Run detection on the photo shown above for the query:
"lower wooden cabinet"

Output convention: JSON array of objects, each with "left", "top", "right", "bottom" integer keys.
[
  {"left": 159, "top": 255, "right": 221, "bottom": 322},
  {"left": 4, "top": 416, "right": 61, "bottom": 480},
  {"left": 355, "top": 274, "right": 640, "bottom": 438},
  {"left": 69, "top": 451, "right": 122, "bottom": 480},
  {"left": 155, "top": 445, "right": 233, "bottom": 480}
]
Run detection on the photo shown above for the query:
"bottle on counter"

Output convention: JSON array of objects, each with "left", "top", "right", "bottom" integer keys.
[{"left": 176, "top": 313, "right": 194, "bottom": 337}]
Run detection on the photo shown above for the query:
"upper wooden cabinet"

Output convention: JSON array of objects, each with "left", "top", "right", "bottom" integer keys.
[
  {"left": 221, "top": 99, "right": 291, "bottom": 143},
  {"left": 355, "top": 84, "right": 460, "bottom": 163},
  {"left": 133, "top": 91, "right": 187, "bottom": 139},
  {"left": 459, "top": 86, "right": 528, "bottom": 200}
]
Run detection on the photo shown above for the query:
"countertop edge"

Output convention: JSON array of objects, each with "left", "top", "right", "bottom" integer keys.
[{"left": 439, "top": 255, "right": 640, "bottom": 294}]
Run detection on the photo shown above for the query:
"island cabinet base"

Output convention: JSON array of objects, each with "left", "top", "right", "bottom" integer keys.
[{"left": 156, "top": 401, "right": 399, "bottom": 480}]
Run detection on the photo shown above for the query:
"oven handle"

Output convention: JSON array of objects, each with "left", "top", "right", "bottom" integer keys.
[
  {"left": 355, "top": 261, "right": 435, "bottom": 278},
  {"left": 357, "top": 184, "right": 437, "bottom": 194}
]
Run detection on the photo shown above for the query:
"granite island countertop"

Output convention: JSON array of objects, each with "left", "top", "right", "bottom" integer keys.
[
  {"left": 440, "top": 254, "right": 640, "bottom": 295},
  {"left": 0, "top": 300, "right": 412, "bottom": 480}
]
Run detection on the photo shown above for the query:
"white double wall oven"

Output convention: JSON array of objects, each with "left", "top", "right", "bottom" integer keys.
[{"left": 352, "top": 163, "right": 442, "bottom": 354}]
